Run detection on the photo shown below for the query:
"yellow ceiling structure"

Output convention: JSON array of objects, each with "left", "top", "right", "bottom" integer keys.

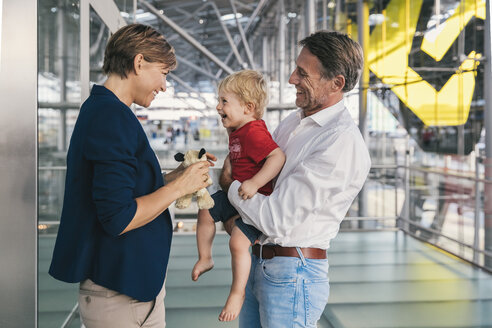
[{"left": 367, "top": 0, "right": 485, "bottom": 126}]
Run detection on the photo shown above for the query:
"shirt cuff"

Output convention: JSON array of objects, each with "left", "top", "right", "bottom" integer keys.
[
  {"left": 227, "top": 180, "right": 241, "bottom": 206},
  {"left": 227, "top": 180, "right": 256, "bottom": 227}
]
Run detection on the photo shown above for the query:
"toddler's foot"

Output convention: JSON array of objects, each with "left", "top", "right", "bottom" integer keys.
[
  {"left": 218, "top": 291, "right": 245, "bottom": 322},
  {"left": 191, "top": 258, "right": 214, "bottom": 281}
]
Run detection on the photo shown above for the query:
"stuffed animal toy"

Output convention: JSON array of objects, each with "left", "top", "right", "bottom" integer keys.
[{"left": 174, "top": 148, "right": 215, "bottom": 210}]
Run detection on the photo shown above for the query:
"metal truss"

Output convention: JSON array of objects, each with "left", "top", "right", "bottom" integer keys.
[{"left": 114, "top": 0, "right": 323, "bottom": 109}]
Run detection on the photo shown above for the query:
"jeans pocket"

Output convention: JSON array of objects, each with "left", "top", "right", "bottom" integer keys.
[
  {"left": 304, "top": 279, "right": 330, "bottom": 327},
  {"left": 260, "top": 257, "right": 298, "bottom": 284}
]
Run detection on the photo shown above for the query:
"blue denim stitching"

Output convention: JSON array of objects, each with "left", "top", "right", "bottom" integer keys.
[
  {"left": 303, "top": 280, "right": 310, "bottom": 326},
  {"left": 292, "top": 276, "right": 300, "bottom": 327}
]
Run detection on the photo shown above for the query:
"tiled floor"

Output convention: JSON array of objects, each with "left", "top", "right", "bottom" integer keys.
[{"left": 39, "top": 231, "right": 492, "bottom": 328}]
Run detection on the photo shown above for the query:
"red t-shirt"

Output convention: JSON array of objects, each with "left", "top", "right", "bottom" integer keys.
[{"left": 229, "top": 119, "right": 279, "bottom": 195}]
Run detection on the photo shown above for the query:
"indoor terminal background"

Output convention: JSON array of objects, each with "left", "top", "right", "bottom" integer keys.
[{"left": 1, "top": 0, "right": 492, "bottom": 327}]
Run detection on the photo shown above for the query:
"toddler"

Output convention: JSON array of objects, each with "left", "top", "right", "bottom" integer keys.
[{"left": 191, "top": 70, "right": 285, "bottom": 322}]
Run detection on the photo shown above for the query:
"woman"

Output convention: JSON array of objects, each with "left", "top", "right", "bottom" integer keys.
[{"left": 49, "top": 24, "right": 214, "bottom": 327}]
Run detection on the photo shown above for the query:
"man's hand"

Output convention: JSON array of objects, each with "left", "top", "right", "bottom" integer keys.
[
  {"left": 238, "top": 179, "right": 259, "bottom": 200},
  {"left": 219, "top": 155, "right": 233, "bottom": 193}
]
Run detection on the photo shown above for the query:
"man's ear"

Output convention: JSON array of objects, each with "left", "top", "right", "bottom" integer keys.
[
  {"left": 332, "top": 75, "right": 345, "bottom": 92},
  {"left": 198, "top": 148, "right": 206, "bottom": 159},
  {"left": 133, "top": 54, "right": 144, "bottom": 75},
  {"left": 174, "top": 152, "right": 185, "bottom": 162}
]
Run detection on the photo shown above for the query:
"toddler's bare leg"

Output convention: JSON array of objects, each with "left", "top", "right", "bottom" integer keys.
[
  {"left": 218, "top": 226, "right": 251, "bottom": 322},
  {"left": 192, "top": 209, "right": 216, "bottom": 281}
]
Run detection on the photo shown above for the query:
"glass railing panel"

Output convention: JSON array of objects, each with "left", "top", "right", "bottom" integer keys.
[{"left": 402, "top": 164, "right": 490, "bottom": 271}]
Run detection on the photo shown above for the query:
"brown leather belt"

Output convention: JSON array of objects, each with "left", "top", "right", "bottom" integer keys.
[{"left": 252, "top": 244, "right": 326, "bottom": 260}]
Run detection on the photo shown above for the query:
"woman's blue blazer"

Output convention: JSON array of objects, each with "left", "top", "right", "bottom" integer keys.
[{"left": 49, "top": 85, "right": 173, "bottom": 302}]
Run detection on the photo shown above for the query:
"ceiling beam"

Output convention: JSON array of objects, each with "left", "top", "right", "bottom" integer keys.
[
  {"left": 229, "top": 0, "right": 255, "bottom": 69},
  {"left": 176, "top": 55, "right": 219, "bottom": 81},
  {"left": 140, "top": 0, "right": 234, "bottom": 74}
]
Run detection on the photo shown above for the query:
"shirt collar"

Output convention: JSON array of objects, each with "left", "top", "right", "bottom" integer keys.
[{"left": 296, "top": 99, "right": 346, "bottom": 127}]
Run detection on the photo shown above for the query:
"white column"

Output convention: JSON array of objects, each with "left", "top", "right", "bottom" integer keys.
[
  {"left": 0, "top": 0, "right": 38, "bottom": 325},
  {"left": 357, "top": 0, "right": 369, "bottom": 222},
  {"left": 80, "top": 0, "right": 90, "bottom": 102},
  {"left": 305, "top": 0, "right": 316, "bottom": 35}
]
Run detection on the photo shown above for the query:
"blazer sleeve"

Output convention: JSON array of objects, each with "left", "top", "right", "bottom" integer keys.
[{"left": 83, "top": 106, "right": 139, "bottom": 237}]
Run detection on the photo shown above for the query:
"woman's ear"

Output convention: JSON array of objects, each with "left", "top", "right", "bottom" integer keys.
[{"left": 133, "top": 54, "right": 144, "bottom": 75}]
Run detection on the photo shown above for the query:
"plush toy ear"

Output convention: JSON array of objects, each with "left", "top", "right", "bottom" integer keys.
[
  {"left": 174, "top": 152, "right": 185, "bottom": 162},
  {"left": 198, "top": 148, "right": 206, "bottom": 159}
]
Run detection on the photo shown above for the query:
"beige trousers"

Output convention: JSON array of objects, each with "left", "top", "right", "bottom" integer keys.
[{"left": 78, "top": 279, "right": 166, "bottom": 328}]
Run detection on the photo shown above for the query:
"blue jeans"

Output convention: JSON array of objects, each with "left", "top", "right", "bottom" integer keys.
[{"left": 239, "top": 246, "right": 330, "bottom": 328}]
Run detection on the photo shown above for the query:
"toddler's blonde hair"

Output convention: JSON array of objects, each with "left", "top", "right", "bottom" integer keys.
[{"left": 218, "top": 70, "right": 268, "bottom": 119}]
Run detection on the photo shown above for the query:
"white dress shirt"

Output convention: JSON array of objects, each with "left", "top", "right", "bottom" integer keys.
[{"left": 227, "top": 99, "right": 371, "bottom": 249}]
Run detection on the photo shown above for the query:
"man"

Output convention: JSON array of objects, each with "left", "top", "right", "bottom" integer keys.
[{"left": 220, "top": 31, "right": 371, "bottom": 327}]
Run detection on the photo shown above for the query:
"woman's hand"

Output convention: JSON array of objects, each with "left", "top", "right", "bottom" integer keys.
[
  {"left": 165, "top": 152, "right": 216, "bottom": 184},
  {"left": 125, "top": 158, "right": 213, "bottom": 235},
  {"left": 173, "top": 161, "right": 212, "bottom": 197}
]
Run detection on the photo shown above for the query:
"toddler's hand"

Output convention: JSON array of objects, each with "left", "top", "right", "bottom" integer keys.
[{"left": 238, "top": 179, "right": 259, "bottom": 200}]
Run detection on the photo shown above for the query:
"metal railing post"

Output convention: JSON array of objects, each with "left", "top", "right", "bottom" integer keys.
[
  {"left": 395, "top": 152, "right": 399, "bottom": 228},
  {"left": 60, "top": 303, "right": 79, "bottom": 328},
  {"left": 403, "top": 139, "right": 411, "bottom": 230},
  {"left": 474, "top": 154, "right": 481, "bottom": 263}
]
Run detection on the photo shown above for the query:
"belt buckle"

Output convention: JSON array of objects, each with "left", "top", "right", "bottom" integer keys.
[{"left": 262, "top": 245, "right": 275, "bottom": 259}]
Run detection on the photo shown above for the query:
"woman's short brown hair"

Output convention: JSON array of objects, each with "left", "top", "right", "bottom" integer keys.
[
  {"left": 103, "top": 24, "right": 177, "bottom": 78},
  {"left": 218, "top": 70, "right": 268, "bottom": 119}
]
